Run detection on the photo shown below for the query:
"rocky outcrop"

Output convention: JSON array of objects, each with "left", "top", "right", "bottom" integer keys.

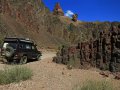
[
  {"left": 53, "top": 2, "right": 64, "bottom": 16},
  {"left": 53, "top": 24, "right": 120, "bottom": 72},
  {"left": 72, "top": 14, "right": 78, "bottom": 22},
  {"left": 1, "top": 0, "right": 11, "bottom": 15},
  {"left": 0, "top": 0, "right": 59, "bottom": 47},
  {"left": 0, "top": 0, "right": 2, "bottom": 13}
]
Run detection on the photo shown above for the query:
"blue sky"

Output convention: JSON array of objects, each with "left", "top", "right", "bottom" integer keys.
[{"left": 43, "top": 0, "right": 120, "bottom": 22}]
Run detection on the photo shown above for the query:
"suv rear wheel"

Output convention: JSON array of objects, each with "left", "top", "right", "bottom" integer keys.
[{"left": 20, "top": 56, "right": 28, "bottom": 64}]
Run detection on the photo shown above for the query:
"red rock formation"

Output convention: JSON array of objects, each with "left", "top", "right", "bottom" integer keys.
[
  {"left": 53, "top": 24, "right": 120, "bottom": 72},
  {"left": 53, "top": 2, "right": 64, "bottom": 16},
  {"left": 2, "top": 0, "right": 11, "bottom": 15},
  {"left": 0, "top": 0, "right": 2, "bottom": 13},
  {"left": 16, "top": 10, "right": 22, "bottom": 21},
  {"left": 114, "top": 72, "right": 120, "bottom": 80},
  {"left": 72, "top": 14, "right": 78, "bottom": 22}
]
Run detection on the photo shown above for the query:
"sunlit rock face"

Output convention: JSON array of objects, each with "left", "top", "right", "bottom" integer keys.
[
  {"left": 72, "top": 14, "right": 78, "bottom": 22},
  {"left": 53, "top": 2, "right": 64, "bottom": 16}
]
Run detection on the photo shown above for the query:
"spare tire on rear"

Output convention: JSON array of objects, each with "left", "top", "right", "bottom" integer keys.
[{"left": 4, "top": 46, "right": 14, "bottom": 58}]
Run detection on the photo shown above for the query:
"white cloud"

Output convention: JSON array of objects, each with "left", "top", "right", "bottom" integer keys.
[{"left": 65, "top": 10, "right": 74, "bottom": 18}]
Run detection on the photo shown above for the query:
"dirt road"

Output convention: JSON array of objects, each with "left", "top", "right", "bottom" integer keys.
[{"left": 0, "top": 50, "right": 120, "bottom": 90}]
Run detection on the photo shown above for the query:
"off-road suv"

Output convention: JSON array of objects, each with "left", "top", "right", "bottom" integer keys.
[{"left": 1, "top": 37, "right": 42, "bottom": 64}]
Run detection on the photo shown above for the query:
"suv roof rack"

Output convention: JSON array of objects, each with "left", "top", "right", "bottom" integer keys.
[{"left": 4, "top": 37, "right": 33, "bottom": 43}]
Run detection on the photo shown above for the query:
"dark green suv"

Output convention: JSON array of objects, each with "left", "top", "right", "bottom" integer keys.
[{"left": 1, "top": 37, "right": 42, "bottom": 64}]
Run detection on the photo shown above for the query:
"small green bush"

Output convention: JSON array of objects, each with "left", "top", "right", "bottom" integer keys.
[
  {"left": 0, "top": 66, "right": 33, "bottom": 85},
  {"left": 74, "top": 80, "right": 113, "bottom": 90}
]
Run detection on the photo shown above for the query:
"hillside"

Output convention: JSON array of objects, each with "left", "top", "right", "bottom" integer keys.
[
  {"left": 0, "top": 0, "right": 63, "bottom": 47},
  {"left": 0, "top": 0, "right": 120, "bottom": 48}
]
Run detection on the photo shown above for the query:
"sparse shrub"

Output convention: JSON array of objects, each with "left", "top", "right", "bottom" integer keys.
[
  {"left": 67, "top": 50, "right": 81, "bottom": 69},
  {"left": 74, "top": 80, "right": 113, "bottom": 90},
  {"left": 67, "top": 58, "right": 75, "bottom": 68},
  {"left": 0, "top": 66, "right": 33, "bottom": 85}
]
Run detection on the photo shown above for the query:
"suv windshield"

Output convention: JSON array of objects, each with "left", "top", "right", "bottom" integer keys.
[{"left": 3, "top": 42, "right": 17, "bottom": 50}]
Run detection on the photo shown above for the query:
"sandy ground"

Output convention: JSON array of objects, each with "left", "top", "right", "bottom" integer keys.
[{"left": 0, "top": 50, "right": 120, "bottom": 90}]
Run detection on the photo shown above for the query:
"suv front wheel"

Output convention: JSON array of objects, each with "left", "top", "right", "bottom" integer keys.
[
  {"left": 20, "top": 56, "right": 28, "bottom": 64},
  {"left": 36, "top": 54, "right": 41, "bottom": 61}
]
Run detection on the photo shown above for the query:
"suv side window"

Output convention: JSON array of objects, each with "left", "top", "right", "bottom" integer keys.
[
  {"left": 26, "top": 44, "right": 31, "bottom": 50},
  {"left": 19, "top": 43, "right": 32, "bottom": 50},
  {"left": 31, "top": 45, "right": 37, "bottom": 50}
]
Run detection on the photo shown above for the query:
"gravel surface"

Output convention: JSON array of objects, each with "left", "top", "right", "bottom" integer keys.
[{"left": 0, "top": 50, "right": 120, "bottom": 90}]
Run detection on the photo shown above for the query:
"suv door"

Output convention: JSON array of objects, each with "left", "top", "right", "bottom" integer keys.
[
  {"left": 19, "top": 42, "right": 39, "bottom": 60},
  {"left": 23, "top": 43, "right": 38, "bottom": 59},
  {"left": 31, "top": 44, "right": 39, "bottom": 59},
  {"left": 19, "top": 42, "right": 33, "bottom": 59}
]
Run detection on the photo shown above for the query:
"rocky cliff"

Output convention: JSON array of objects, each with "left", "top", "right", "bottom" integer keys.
[
  {"left": 0, "top": 0, "right": 64, "bottom": 47},
  {"left": 0, "top": 0, "right": 120, "bottom": 48}
]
